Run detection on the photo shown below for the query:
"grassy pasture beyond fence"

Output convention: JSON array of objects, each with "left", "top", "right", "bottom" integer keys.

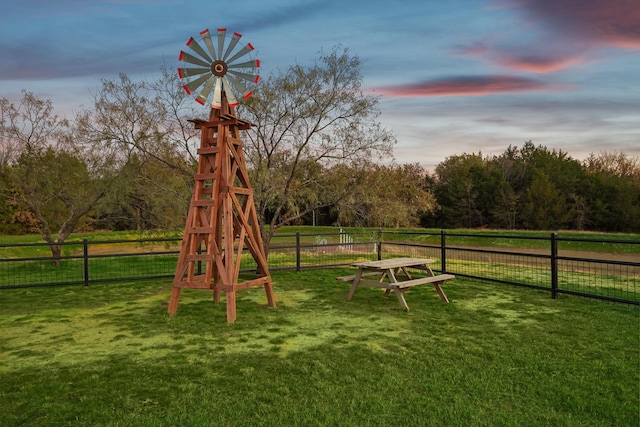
[{"left": 2, "top": 228, "right": 638, "bottom": 305}]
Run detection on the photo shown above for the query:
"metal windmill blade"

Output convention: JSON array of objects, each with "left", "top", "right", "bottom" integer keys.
[{"left": 178, "top": 27, "right": 260, "bottom": 109}]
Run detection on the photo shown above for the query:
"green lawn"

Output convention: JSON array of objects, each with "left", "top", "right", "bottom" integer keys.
[{"left": 1, "top": 270, "right": 638, "bottom": 426}]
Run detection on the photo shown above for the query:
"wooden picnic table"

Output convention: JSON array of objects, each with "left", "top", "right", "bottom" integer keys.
[{"left": 337, "top": 257, "right": 455, "bottom": 311}]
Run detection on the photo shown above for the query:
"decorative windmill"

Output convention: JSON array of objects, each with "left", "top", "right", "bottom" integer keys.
[{"left": 167, "top": 27, "right": 275, "bottom": 323}]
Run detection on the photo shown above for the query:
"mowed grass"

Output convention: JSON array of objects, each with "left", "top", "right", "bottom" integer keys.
[{"left": 1, "top": 269, "right": 638, "bottom": 426}]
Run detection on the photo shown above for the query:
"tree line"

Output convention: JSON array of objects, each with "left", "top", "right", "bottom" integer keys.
[
  {"left": 1, "top": 46, "right": 638, "bottom": 262},
  {"left": 421, "top": 143, "right": 639, "bottom": 232}
]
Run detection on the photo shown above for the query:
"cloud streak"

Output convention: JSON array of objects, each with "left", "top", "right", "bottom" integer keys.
[
  {"left": 0, "top": 1, "right": 331, "bottom": 82},
  {"left": 455, "top": 42, "right": 587, "bottom": 74},
  {"left": 453, "top": 0, "right": 639, "bottom": 78},
  {"left": 514, "top": 0, "right": 640, "bottom": 49},
  {"left": 493, "top": 53, "right": 586, "bottom": 73},
  {"left": 238, "top": 1, "right": 331, "bottom": 32},
  {"left": 374, "top": 76, "right": 566, "bottom": 97}
]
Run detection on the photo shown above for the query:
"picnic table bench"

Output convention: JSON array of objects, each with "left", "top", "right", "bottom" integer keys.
[{"left": 336, "top": 257, "right": 455, "bottom": 311}]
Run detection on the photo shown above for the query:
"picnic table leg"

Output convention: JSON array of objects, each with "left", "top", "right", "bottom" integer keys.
[
  {"left": 346, "top": 269, "right": 364, "bottom": 301},
  {"left": 399, "top": 266, "right": 412, "bottom": 280},
  {"left": 422, "top": 264, "right": 450, "bottom": 302},
  {"left": 392, "top": 286, "right": 410, "bottom": 311},
  {"left": 433, "top": 282, "right": 449, "bottom": 303},
  {"left": 384, "top": 268, "right": 396, "bottom": 296}
]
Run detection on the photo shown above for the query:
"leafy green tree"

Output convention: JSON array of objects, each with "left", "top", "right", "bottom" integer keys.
[
  {"left": 470, "top": 162, "right": 513, "bottom": 228},
  {"left": 337, "top": 163, "right": 436, "bottom": 227},
  {"left": 583, "top": 152, "right": 640, "bottom": 232},
  {"left": 427, "top": 143, "right": 640, "bottom": 232},
  {"left": 491, "top": 142, "right": 588, "bottom": 230},
  {"left": 430, "top": 153, "right": 516, "bottom": 229},
  {"left": 488, "top": 147, "right": 527, "bottom": 228},
  {"left": 96, "top": 154, "right": 192, "bottom": 231},
  {"left": 518, "top": 141, "right": 585, "bottom": 198},
  {"left": 430, "top": 153, "right": 485, "bottom": 228},
  {"left": 491, "top": 145, "right": 528, "bottom": 194},
  {"left": 568, "top": 193, "right": 590, "bottom": 231},
  {"left": 75, "top": 72, "right": 200, "bottom": 231},
  {"left": 0, "top": 174, "right": 21, "bottom": 234},
  {"left": 522, "top": 170, "right": 568, "bottom": 230},
  {"left": 491, "top": 189, "right": 520, "bottom": 229},
  {"left": 6, "top": 146, "right": 105, "bottom": 264},
  {"left": 0, "top": 92, "right": 110, "bottom": 264}
]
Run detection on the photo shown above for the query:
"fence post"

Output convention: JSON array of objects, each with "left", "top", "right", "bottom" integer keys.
[
  {"left": 551, "top": 232, "right": 558, "bottom": 299},
  {"left": 83, "top": 238, "right": 89, "bottom": 287},
  {"left": 440, "top": 230, "right": 447, "bottom": 274},
  {"left": 377, "top": 229, "right": 382, "bottom": 260},
  {"left": 296, "top": 232, "right": 301, "bottom": 272}
]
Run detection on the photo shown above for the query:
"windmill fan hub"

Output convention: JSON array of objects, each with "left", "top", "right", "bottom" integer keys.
[
  {"left": 178, "top": 27, "right": 260, "bottom": 108},
  {"left": 211, "top": 60, "right": 227, "bottom": 76}
]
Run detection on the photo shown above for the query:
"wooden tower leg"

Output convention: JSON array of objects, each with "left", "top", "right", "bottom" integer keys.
[
  {"left": 168, "top": 287, "right": 181, "bottom": 316},
  {"left": 168, "top": 95, "right": 275, "bottom": 323},
  {"left": 226, "top": 290, "right": 237, "bottom": 323}
]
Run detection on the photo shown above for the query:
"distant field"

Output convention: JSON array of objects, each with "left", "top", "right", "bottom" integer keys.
[{"left": 1, "top": 227, "right": 639, "bottom": 257}]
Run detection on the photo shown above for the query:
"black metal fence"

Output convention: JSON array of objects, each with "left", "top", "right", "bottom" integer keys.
[
  {"left": 1, "top": 230, "right": 638, "bottom": 305},
  {"left": 379, "top": 230, "right": 639, "bottom": 305}
]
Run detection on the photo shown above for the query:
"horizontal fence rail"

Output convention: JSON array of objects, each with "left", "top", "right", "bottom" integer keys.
[
  {"left": 0, "top": 238, "right": 183, "bottom": 288},
  {"left": 1, "top": 230, "right": 638, "bottom": 305}
]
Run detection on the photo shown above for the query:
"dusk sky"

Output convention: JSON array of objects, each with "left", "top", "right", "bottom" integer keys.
[{"left": 1, "top": 0, "right": 638, "bottom": 171}]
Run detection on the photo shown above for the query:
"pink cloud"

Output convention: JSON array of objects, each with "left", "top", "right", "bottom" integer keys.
[
  {"left": 515, "top": 0, "right": 640, "bottom": 49},
  {"left": 374, "top": 76, "right": 566, "bottom": 97},
  {"left": 494, "top": 53, "right": 586, "bottom": 73},
  {"left": 454, "top": 41, "right": 586, "bottom": 74}
]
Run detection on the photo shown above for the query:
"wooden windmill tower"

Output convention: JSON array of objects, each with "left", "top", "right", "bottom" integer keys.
[{"left": 168, "top": 28, "right": 275, "bottom": 323}]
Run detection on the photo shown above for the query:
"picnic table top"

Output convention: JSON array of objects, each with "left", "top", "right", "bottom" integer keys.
[{"left": 351, "top": 257, "right": 435, "bottom": 269}]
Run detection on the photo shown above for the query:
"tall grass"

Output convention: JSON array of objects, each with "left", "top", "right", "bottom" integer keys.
[{"left": 1, "top": 270, "right": 638, "bottom": 426}]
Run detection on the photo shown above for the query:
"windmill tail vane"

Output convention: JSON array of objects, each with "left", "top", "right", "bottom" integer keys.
[{"left": 178, "top": 28, "right": 260, "bottom": 109}]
